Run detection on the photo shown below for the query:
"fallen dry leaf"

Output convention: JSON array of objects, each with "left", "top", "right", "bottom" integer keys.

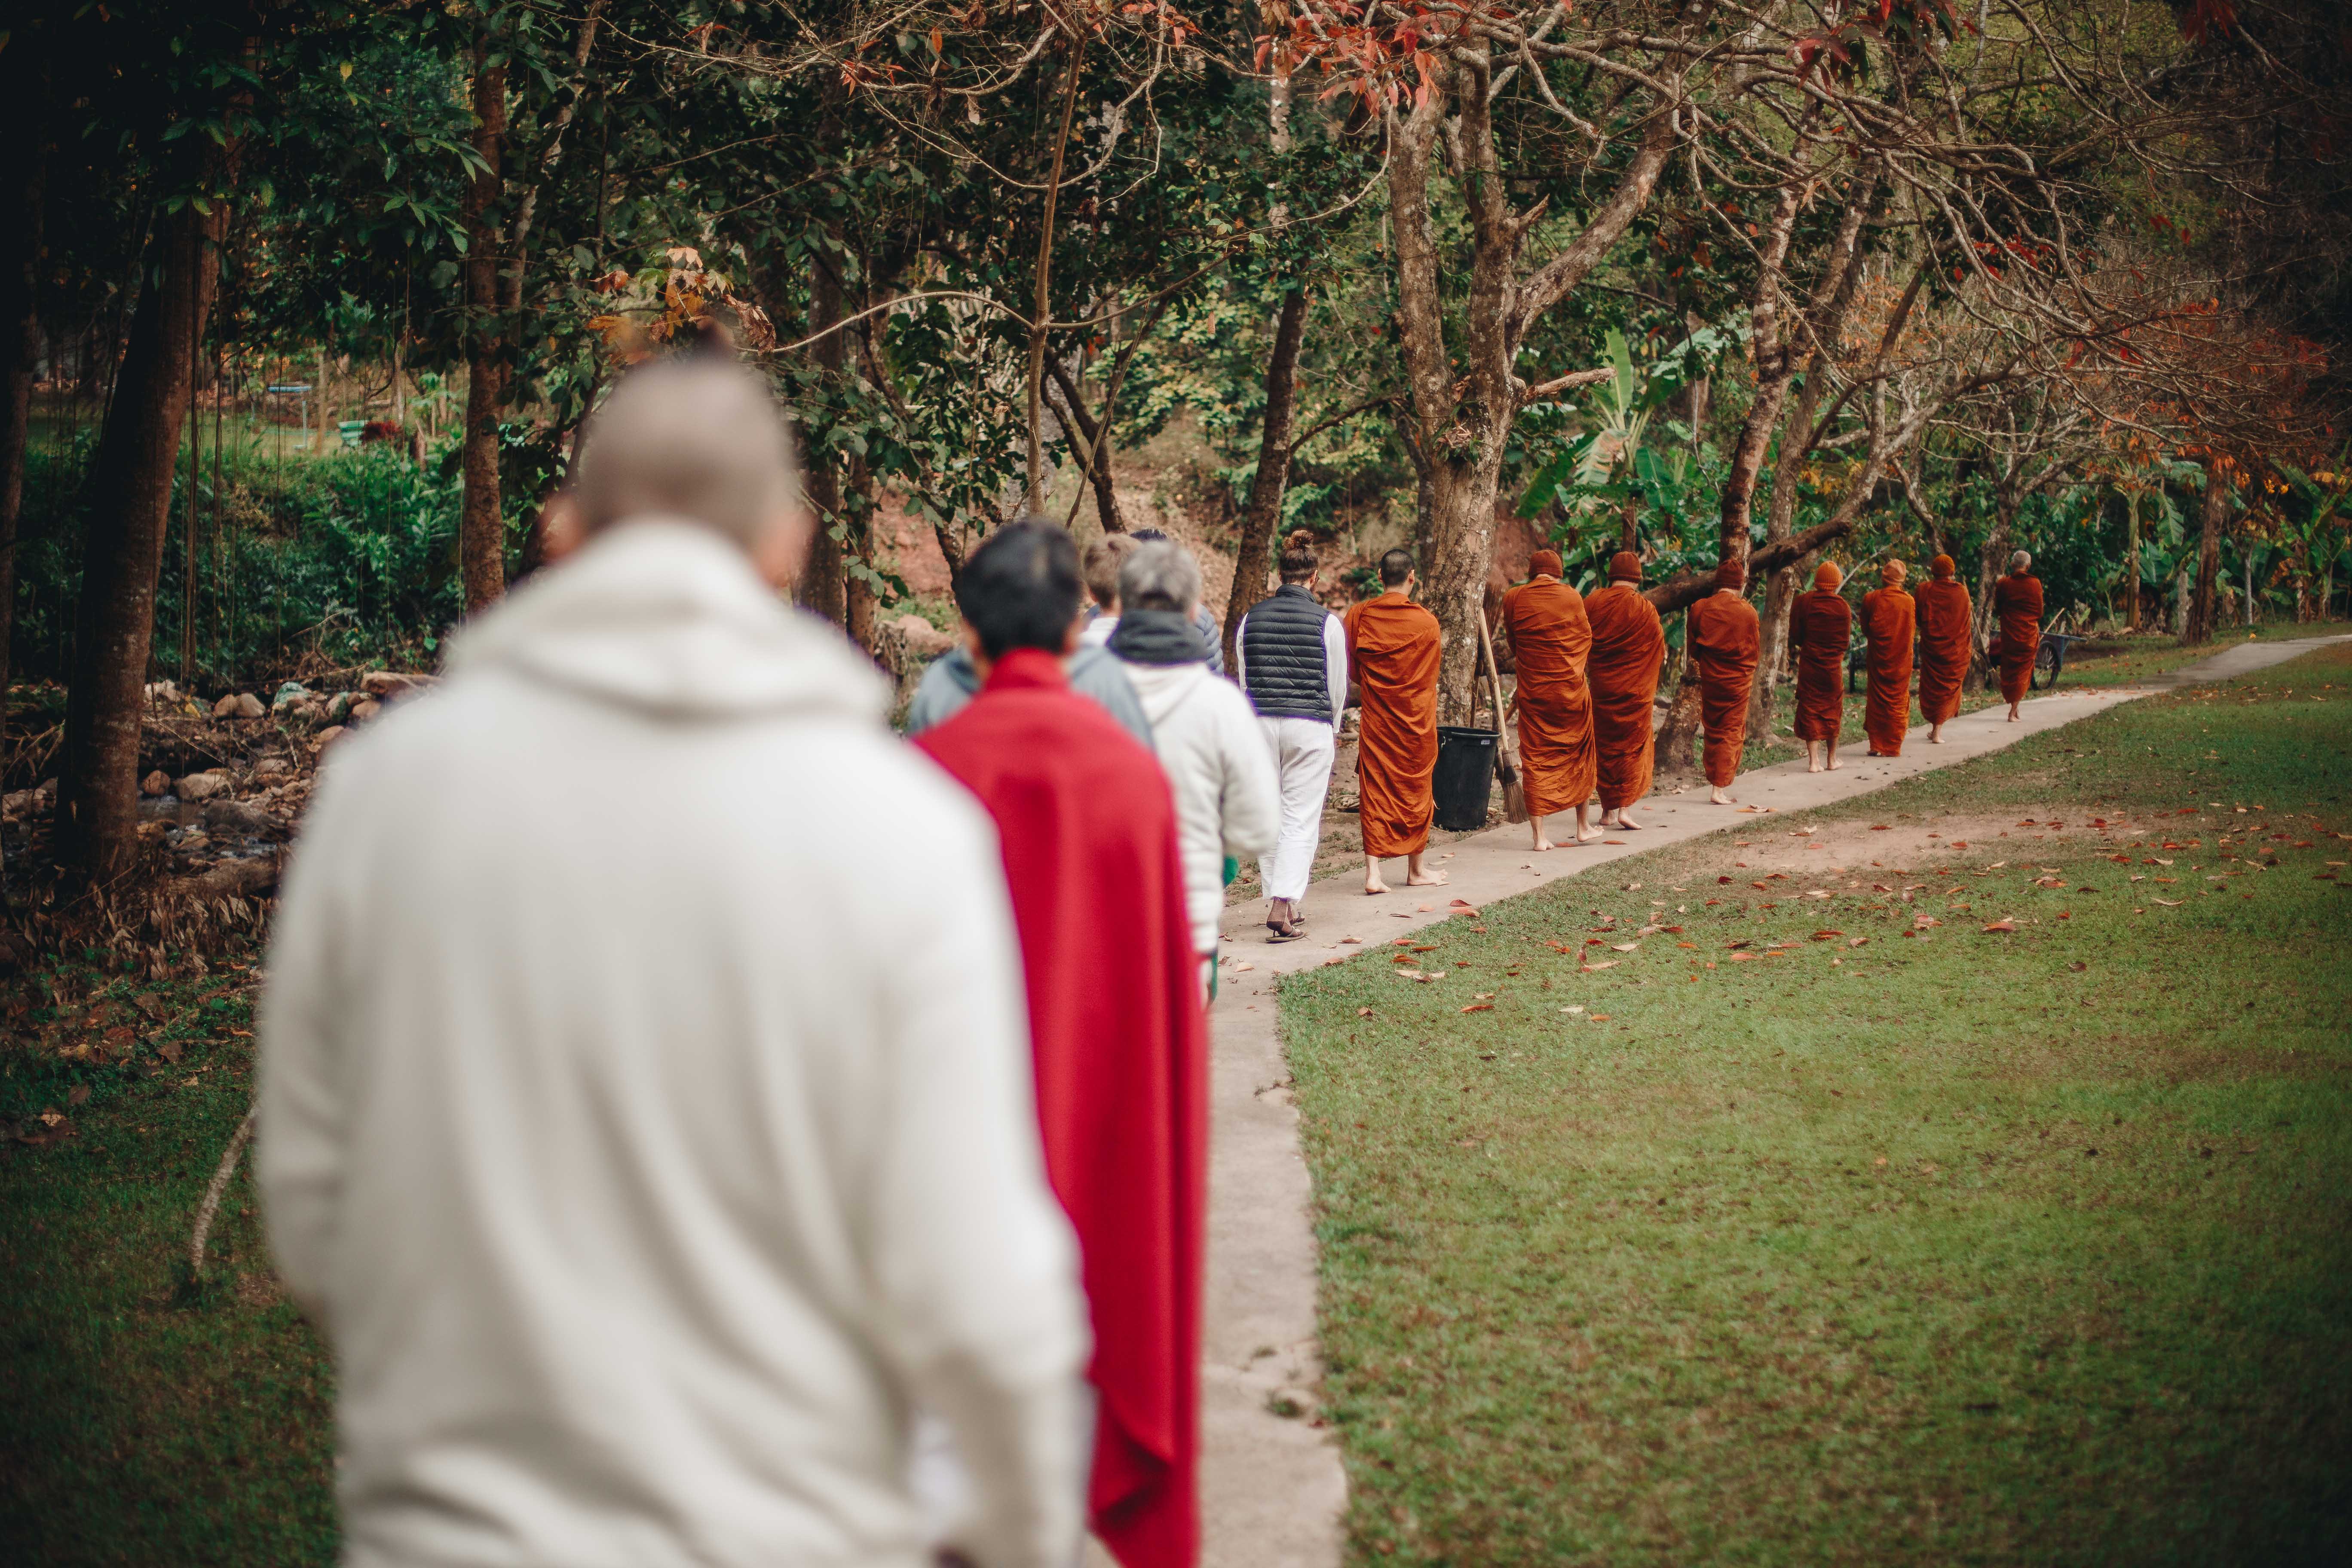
[
  {"left": 2153, "top": 897, "right": 2184, "bottom": 907},
  {"left": 1461, "top": 1004, "right": 1494, "bottom": 1014},
  {"left": 1581, "top": 959, "right": 1620, "bottom": 971},
  {"left": 1847, "top": 936, "right": 1869, "bottom": 948},
  {"left": 1357, "top": 1006, "right": 1374, "bottom": 1017},
  {"left": 1913, "top": 915, "right": 1941, "bottom": 928},
  {"left": 1811, "top": 930, "right": 1844, "bottom": 941},
  {"left": 1981, "top": 919, "right": 2018, "bottom": 933},
  {"left": 1611, "top": 942, "right": 1640, "bottom": 952}
]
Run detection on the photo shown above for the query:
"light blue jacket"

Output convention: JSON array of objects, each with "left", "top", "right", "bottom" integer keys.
[{"left": 902, "top": 644, "right": 1154, "bottom": 745}]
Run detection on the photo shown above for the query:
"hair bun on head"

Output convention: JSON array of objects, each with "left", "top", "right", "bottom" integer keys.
[{"left": 1285, "top": 529, "right": 1314, "bottom": 551}]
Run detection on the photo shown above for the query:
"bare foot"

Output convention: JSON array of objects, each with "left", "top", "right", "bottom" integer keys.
[
  {"left": 1363, "top": 862, "right": 1389, "bottom": 895},
  {"left": 1406, "top": 866, "right": 1449, "bottom": 887},
  {"left": 1531, "top": 832, "right": 1555, "bottom": 851},
  {"left": 1808, "top": 760, "right": 1825, "bottom": 773},
  {"left": 1574, "top": 821, "right": 1603, "bottom": 842},
  {"left": 1827, "top": 758, "right": 1845, "bottom": 770},
  {"left": 2007, "top": 706, "right": 2022, "bottom": 723},
  {"left": 1616, "top": 810, "right": 1645, "bottom": 830},
  {"left": 1928, "top": 726, "right": 1945, "bottom": 744},
  {"left": 1710, "top": 787, "right": 1735, "bottom": 805}
]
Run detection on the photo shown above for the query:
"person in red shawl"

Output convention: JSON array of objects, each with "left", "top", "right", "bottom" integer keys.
[
  {"left": 1991, "top": 549, "right": 2044, "bottom": 723},
  {"left": 1788, "top": 560, "right": 1853, "bottom": 772},
  {"left": 1914, "top": 554, "right": 1972, "bottom": 743},
  {"left": 1583, "top": 551, "right": 1666, "bottom": 830},
  {"left": 1859, "top": 560, "right": 1916, "bottom": 756},
  {"left": 916, "top": 521, "right": 1207, "bottom": 1568}
]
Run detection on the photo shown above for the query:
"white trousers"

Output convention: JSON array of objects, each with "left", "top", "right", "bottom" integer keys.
[{"left": 1256, "top": 716, "right": 1337, "bottom": 903}]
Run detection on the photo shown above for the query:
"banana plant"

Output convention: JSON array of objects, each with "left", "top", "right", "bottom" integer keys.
[{"left": 1516, "top": 320, "right": 1744, "bottom": 521}]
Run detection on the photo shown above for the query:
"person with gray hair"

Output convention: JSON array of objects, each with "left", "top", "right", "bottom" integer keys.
[
  {"left": 1109, "top": 540, "right": 1280, "bottom": 977},
  {"left": 1128, "top": 527, "right": 1225, "bottom": 672},
  {"left": 258, "top": 357, "right": 1090, "bottom": 1568},
  {"left": 1992, "top": 547, "right": 2046, "bottom": 723}
]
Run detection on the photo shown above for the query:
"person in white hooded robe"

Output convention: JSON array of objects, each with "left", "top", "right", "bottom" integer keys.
[
  {"left": 1106, "top": 540, "right": 1280, "bottom": 986},
  {"left": 257, "top": 357, "right": 1088, "bottom": 1568}
]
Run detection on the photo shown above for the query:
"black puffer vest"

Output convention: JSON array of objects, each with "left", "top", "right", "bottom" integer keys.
[{"left": 1240, "top": 584, "right": 1334, "bottom": 722}]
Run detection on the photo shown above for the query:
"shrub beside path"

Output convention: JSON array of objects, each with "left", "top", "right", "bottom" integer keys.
[{"left": 1196, "top": 632, "right": 2352, "bottom": 1568}]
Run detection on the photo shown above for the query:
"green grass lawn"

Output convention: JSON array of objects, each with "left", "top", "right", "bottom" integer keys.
[
  {"left": 0, "top": 963, "right": 335, "bottom": 1565},
  {"left": 1283, "top": 643, "right": 2352, "bottom": 1565}
]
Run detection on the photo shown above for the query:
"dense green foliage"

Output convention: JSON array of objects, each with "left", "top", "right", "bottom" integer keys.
[{"left": 11, "top": 436, "right": 490, "bottom": 692}]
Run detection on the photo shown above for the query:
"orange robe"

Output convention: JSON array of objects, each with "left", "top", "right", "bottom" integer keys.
[
  {"left": 1583, "top": 584, "right": 1666, "bottom": 811},
  {"left": 1687, "top": 591, "right": 1760, "bottom": 787},
  {"left": 1500, "top": 576, "right": 1597, "bottom": 819},
  {"left": 1342, "top": 591, "right": 1442, "bottom": 858},
  {"left": 1993, "top": 573, "right": 2043, "bottom": 704},
  {"left": 1914, "top": 579, "right": 1972, "bottom": 724},
  {"left": 1860, "top": 586, "right": 1916, "bottom": 755},
  {"left": 1788, "top": 589, "right": 1852, "bottom": 742}
]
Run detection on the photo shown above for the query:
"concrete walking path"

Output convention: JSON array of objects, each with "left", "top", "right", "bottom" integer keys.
[{"left": 1194, "top": 632, "right": 2349, "bottom": 1568}]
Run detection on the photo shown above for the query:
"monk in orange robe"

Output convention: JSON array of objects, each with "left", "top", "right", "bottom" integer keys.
[
  {"left": 1992, "top": 549, "right": 2044, "bottom": 721},
  {"left": 1914, "top": 553, "right": 1972, "bottom": 743},
  {"left": 1499, "top": 548, "right": 1599, "bottom": 850},
  {"left": 1583, "top": 551, "right": 1666, "bottom": 829},
  {"left": 1860, "top": 559, "right": 1916, "bottom": 756},
  {"left": 1788, "top": 560, "right": 1853, "bottom": 772},
  {"left": 1686, "top": 558, "right": 1760, "bottom": 805},
  {"left": 1342, "top": 548, "right": 1446, "bottom": 894}
]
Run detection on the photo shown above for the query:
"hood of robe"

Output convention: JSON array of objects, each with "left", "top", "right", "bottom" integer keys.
[
  {"left": 1118, "top": 654, "right": 1217, "bottom": 730},
  {"left": 447, "top": 517, "right": 889, "bottom": 723}
]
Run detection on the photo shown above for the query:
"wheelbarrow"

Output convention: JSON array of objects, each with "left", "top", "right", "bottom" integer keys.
[{"left": 2030, "top": 631, "right": 2079, "bottom": 691}]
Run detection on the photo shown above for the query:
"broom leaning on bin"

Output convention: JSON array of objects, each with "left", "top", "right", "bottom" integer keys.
[{"left": 1479, "top": 607, "right": 1528, "bottom": 825}]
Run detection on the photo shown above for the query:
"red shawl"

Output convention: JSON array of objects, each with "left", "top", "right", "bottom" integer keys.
[{"left": 916, "top": 648, "right": 1207, "bottom": 1568}]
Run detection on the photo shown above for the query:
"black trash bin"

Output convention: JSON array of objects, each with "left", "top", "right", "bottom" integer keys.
[{"left": 1432, "top": 725, "right": 1500, "bottom": 831}]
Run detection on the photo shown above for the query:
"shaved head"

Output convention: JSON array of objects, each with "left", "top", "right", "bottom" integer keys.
[
  {"left": 573, "top": 358, "right": 805, "bottom": 551},
  {"left": 2010, "top": 550, "right": 2032, "bottom": 573}
]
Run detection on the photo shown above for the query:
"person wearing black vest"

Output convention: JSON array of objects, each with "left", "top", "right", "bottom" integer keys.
[{"left": 1235, "top": 534, "right": 1350, "bottom": 940}]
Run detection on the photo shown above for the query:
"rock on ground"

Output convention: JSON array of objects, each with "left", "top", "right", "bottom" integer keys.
[{"left": 361, "top": 670, "right": 438, "bottom": 699}]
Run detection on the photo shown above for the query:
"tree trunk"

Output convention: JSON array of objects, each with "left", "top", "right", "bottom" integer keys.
[
  {"left": 1085, "top": 406, "right": 1121, "bottom": 535},
  {"left": 2123, "top": 488, "right": 2140, "bottom": 632},
  {"left": 2188, "top": 458, "right": 2225, "bottom": 643},
  {"left": 459, "top": 44, "right": 508, "bottom": 613},
  {"left": 58, "top": 197, "right": 227, "bottom": 881},
  {"left": 1386, "top": 52, "right": 1677, "bottom": 720},
  {"left": 0, "top": 83, "right": 43, "bottom": 717},
  {"left": 1222, "top": 286, "right": 1310, "bottom": 667},
  {"left": 1655, "top": 628, "right": 1703, "bottom": 770},
  {"left": 1023, "top": 35, "right": 1086, "bottom": 514}
]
